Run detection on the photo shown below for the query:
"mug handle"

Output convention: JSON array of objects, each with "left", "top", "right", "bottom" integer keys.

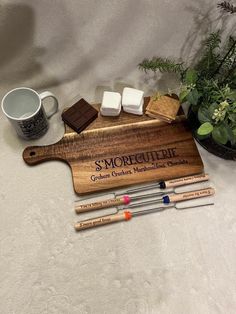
[{"left": 39, "top": 91, "right": 59, "bottom": 119}]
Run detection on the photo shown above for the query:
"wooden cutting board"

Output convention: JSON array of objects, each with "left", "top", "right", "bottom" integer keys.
[{"left": 23, "top": 97, "right": 204, "bottom": 194}]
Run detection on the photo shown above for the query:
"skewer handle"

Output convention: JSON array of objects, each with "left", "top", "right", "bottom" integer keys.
[
  {"left": 164, "top": 187, "right": 215, "bottom": 203},
  {"left": 161, "top": 173, "right": 209, "bottom": 189},
  {"left": 74, "top": 211, "right": 132, "bottom": 231},
  {"left": 75, "top": 196, "right": 130, "bottom": 213}
]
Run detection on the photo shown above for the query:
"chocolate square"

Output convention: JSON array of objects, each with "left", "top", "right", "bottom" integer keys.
[{"left": 62, "top": 98, "right": 98, "bottom": 133}]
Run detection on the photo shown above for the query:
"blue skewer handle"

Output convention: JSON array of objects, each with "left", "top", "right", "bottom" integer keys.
[{"left": 163, "top": 187, "right": 215, "bottom": 204}]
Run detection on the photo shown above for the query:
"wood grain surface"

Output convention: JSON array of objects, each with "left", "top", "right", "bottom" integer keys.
[{"left": 23, "top": 97, "right": 204, "bottom": 194}]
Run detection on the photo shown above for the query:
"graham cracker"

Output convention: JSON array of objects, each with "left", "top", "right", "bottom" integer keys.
[{"left": 145, "top": 94, "right": 180, "bottom": 122}]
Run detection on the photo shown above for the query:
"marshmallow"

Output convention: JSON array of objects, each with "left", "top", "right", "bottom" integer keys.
[
  {"left": 123, "top": 99, "right": 144, "bottom": 115},
  {"left": 100, "top": 91, "right": 121, "bottom": 116},
  {"left": 122, "top": 87, "right": 144, "bottom": 115}
]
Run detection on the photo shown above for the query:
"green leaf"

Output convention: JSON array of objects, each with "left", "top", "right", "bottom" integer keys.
[
  {"left": 228, "top": 113, "right": 236, "bottom": 123},
  {"left": 179, "top": 89, "right": 189, "bottom": 103},
  {"left": 224, "top": 123, "right": 236, "bottom": 145},
  {"left": 187, "top": 89, "right": 200, "bottom": 106},
  {"left": 185, "top": 69, "right": 198, "bottom": 84},
  {"left": 227, "top": 90, "right": 236, "bottom": 102},
  {"left": 198, "top": 106, "right": 212, "bottom": 123},
  {"left": 138, "top": 57, "right": 185, "bottom": 74},
  {"left": 212, "top": 125, "right": 228, "bottom": 145},
  {"left": 195, "top": 132, "right": 211, "bottom": 140},
  {"left": 197, "top": 122, "right": 214, "bottom": 136},
  {"left": 208, "top": 103, "right": 219, "bottom": 117},
  {"left": 232, "top": 128, "right": 236, "bottom": 146}
]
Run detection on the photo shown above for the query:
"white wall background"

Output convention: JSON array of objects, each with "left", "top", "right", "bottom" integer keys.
[{"left": 1, "top": 0, "right": 233, "bottom": 103}]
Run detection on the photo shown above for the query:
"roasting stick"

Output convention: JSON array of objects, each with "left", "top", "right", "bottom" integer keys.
[
  {"left": 75, "top": 173, "right": 209, "bottom": 213},
  {"left": 126, "top": 173, "right": 209, "bottom": 193},
  {"left": 74, "top": 187, "right": 215, "bottom": 231},
  {"left": 75, "top": 186, "right": 214, "bottom": 214},
  {"left": 124, "top": 187, "right": 215, "bottom": 208},
  {"left": 75, "top": 203, "right": 214, "bottom": 232},
  {"left": 75, "top": 174, "right": 209, "bottom": 213},
  {"left": 75, "top": 173, "right": 209, "bottom": 203}
]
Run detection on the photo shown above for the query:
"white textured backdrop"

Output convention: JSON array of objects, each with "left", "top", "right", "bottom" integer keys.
[{"left": 1, "top": 1, "right": 236, "bottom": 313}]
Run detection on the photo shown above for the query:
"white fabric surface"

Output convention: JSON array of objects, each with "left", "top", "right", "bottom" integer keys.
[{"left": 1, "top": 1, "right": 236, "bottom": 313}]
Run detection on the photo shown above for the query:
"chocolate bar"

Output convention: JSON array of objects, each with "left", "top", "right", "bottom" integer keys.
[{"left": 62, "top": 98, "right": 98, "bottom": 133}]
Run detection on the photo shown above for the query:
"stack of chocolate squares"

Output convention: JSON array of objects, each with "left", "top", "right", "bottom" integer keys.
[
  {"left": 62, "top": 98, "right": 98, "bottom": 133},
  {"left": 146, "top": 93, "right": 181, "bottom": 123}
]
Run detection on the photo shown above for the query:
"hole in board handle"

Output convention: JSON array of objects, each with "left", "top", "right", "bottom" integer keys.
[{"left": 30, "top": 151, "right": 36, "bottom": 156}]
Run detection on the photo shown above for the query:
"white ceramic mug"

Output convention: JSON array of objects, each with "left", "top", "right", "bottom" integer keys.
[{"left": 1, "top": 87, "right": 58, "bottom": 140}]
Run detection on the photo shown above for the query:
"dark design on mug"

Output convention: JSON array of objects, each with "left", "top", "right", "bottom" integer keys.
[{"left": 18, "top": 108, "right": 48, "bottom": 139}]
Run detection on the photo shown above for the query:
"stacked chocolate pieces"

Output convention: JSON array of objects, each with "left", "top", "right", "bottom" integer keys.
[{"left": 62, "top": 98, "right": 98, "bottom": 133}]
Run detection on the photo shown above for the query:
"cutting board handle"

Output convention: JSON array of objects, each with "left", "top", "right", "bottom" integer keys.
[{"left": 23, "top": 144, "right": 65, "bottom": 165}]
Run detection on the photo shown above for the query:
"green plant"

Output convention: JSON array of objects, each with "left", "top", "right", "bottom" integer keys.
[
  {"left": 139, "top": 2, "right": 236, "bottom": 147},
  {"left": 218, "top": 1, "right": 236, "bottom": 13}
]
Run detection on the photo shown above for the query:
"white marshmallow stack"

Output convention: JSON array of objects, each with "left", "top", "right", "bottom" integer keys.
[
  {"left": 100, "top": 91, "right": 121, "bottom": 116},
  {"left": 122, "top": 87, "right": 144, "bottom": 115}
]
